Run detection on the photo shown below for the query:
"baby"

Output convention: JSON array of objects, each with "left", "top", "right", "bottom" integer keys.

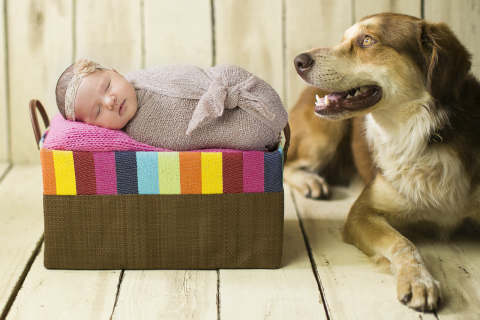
[
  {"left": 56, "top": 60, "right": 137, "bottom": 130},
  {"left": 56, "top": 59, "right": 288, "bottom": 151}
]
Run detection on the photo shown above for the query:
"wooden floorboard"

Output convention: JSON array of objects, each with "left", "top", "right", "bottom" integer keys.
[
  {"left": 292, "top": 184, "right": 438, "bottom": 319},
  {"left": 292, "top": 182, "right": 480, "bottom": 319},
  {"left": 0, "top": 165, "right": 44, "bottom": 319},
  {"left": 416, "top": 224, "right": 480, "bottom": 319},
  {"left": 6, "top": 245, "right": 121, "bottom": 320},
  {"left": 0, "top": 162, "right": 10, "bottom": 182},
  {"left": 218, "top": 184, "right": 327, "bottom": 320},
  {"left": 112, "top": 270, "right": 218, "bottom": 320}
]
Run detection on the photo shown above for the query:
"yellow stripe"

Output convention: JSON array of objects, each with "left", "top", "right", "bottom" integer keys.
[
  {"left": 52, "top": 150, "right": 77, "bottom": 195},
  {"left": 201, "top": 152, "right": 223, "bottom": 194}
]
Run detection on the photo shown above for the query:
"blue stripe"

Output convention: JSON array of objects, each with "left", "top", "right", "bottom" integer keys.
[
  {"left": 115, "top": 152, "right": 138, "bottom": 194},
  {"left": 264, "top": 150, "right": 283, "bottom": 192},
  {"left": 137, "top": 152, "right": 159, "bottom": 194}
]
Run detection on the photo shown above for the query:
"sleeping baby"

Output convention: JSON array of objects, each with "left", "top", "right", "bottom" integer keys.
[{"left": 55, "top": 59, "right": 288, "bottom": 151}]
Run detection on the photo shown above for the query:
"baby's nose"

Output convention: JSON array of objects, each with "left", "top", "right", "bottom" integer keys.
[{"left": 105, "top": 96, "right": 116, "bottom": 109}]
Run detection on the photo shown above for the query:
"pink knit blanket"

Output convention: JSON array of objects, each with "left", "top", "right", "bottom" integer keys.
[
  {"left": 42, "top": 113, "right": 167, "bottom": 152},
  {"left": 43, "top": 113, "right": 246, "bottom": 153}
]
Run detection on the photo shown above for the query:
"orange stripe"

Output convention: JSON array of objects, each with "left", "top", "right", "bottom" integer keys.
[
  {"left": 179, "top": 152, "right": 202, "bottom": 194},
  {"left": 40, "top": 149, "right": 56, "bottom": 195}
]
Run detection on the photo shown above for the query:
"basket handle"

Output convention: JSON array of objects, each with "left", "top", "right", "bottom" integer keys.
[
  {"left": 282, "top": 122, "right": 290, "bottom": 165},
  {"left": 29, "top": 100, "right": 50, "bottom": 149}
]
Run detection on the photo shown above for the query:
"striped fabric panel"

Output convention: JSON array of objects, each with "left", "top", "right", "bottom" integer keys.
[
  {"left": 93, "top": 152, "right": 117, "bottom": 195},
  {"left": 243, "top": 151, "right": 264, "bottom": 193},
  {"left": 115, "top": 152, "right": 138, "bottom": 195},
  {"left": 40, "top": 149, "right": 56, "bottom": 195},
  {"left": 73, "top": 152, "right": 96, "bottom": 195},
  {"left": 158, "top": 152, "right": 181, "bottom": 194},
  {"left": 201, "top": 152, "right": 223, "bottom": 194},
  {"left": 42, "top": 148, "right": 284, "bottom": 195},
  {"left": 264, "top": 151, "right": 283, "bottom": 192},
  {"left": 137, "top": 152, "right": 159, "bottom": 194},
  {"left": 52, "top": 150, "right": 77, "bottom": 195},
  {"left": 179, "top": 152, "right": 202, "bottom": 194},
  {"left": 222, "top": 152, "right": 243, "bottom": 193}
]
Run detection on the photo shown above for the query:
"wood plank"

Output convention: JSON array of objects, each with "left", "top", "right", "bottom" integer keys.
[
  {"left": 143, "top": 0, "right": 212, "bottom": 69},
  {"left": 219, "top": 184, "right": 327, "bottom": 320},
  {"left": 285, "top": 0, "right": 352, "bottom": 109},
  {"left": 112, "top": 270, "right": 217, "bottom": 320},
  {"left": 0, "top": 165, "right": 44, "bottom": 318},
  {"left": 214, "top": 0, "right": 284, "bottom": 100},
  {"left": 424, "top": 0, "right": 480, "bottom": 79},
  {"left": 7, "top": 0, "right": 73, "bottom": 163},
  {"left": 0, "top": 0, "right": 8, "bottom": 162},
  {"left": 292, "top": 184, "right": 438, "bottom": 319},
  {"left": 6, "top": 245, "right": 120, "bottom": 320},
  {"left": 75, "top": 0, "right": 142, "bottom": 75},
  {"left": 0, "top": 162, "right": 9, "bottom": 180},
  {"left": 415, "top": 224, "right": 480, "bottom": 319},
  {"left": 354, "top": 0, "right": 421, "bottom": 22}
]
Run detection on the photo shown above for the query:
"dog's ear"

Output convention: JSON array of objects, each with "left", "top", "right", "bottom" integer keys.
[{"left": 421, "top": 22, "right": 472, "bottom": 101}]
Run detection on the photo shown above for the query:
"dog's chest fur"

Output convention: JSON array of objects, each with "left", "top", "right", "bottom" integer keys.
[{"left": 365, "top": 112, "right": 471, "bottom": 222}]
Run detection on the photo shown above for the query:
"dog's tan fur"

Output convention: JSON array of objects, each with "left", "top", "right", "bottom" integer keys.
[{"left": 285, "top": 13, "right": 480, "bottom": 311}]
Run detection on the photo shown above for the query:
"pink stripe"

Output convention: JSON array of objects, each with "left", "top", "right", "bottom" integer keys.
[
  {"left": 243, "top": 151, "right": 264, "bottom": 193},
  {"left": 93, "top": 152, "right": 117, "bottom": 195}
]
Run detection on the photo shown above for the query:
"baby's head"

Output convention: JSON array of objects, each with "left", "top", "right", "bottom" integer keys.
[{"left": 56, "top": 59, "right": 137, "bottom": 129}]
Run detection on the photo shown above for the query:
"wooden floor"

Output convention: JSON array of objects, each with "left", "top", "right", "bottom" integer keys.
[{"left": 1, "top": 163, "right": 479, "bottom": 320}]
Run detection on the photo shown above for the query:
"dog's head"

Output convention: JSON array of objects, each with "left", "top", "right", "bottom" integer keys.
[{"left": 295, "top": 13, "right": 472, "bottom": 120}]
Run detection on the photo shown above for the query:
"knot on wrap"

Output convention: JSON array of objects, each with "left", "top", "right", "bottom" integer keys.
[{"left": 185, "top": 73, "right": 276, "bottom": 136}]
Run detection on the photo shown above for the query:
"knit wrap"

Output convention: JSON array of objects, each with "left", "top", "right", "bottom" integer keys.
[{"left": 124, "top": 64, "right": 288, "bottom": 151}]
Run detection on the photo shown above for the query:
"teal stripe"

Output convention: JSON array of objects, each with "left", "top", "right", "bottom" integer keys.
[
  {"left": 158, "top": 152, "right": 181, "bottom": 194},
  {"left": 279, "top": 145, "right": 284, "bottom": 166},
  {"left": 136, "top": 152, "right": 159, "bottom": 194}
]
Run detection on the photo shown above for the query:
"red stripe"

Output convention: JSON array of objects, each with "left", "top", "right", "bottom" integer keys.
[
  {"left": 223, "top": 152, "right": 243, "bottom": 193},
  {"left": 73, "top": 152, "right": 97, "bottom": 195}
]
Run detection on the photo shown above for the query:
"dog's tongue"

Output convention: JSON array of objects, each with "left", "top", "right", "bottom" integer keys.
[{"left": 328, "top": 92, "right": 348, "bottom": 101}]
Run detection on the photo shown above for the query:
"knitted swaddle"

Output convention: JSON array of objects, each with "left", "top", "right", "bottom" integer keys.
[{"left": 124, "top": 64, "right": 288, "bottom": 151}]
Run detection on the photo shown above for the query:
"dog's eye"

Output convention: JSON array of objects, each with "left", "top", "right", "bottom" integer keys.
[{"left": 363, "top": 36, "right": 372, "bottom": 46}]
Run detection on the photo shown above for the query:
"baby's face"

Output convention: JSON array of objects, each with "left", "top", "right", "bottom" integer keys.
[{"left": 74, "top": 69, "right": 137, "bottom": 129}]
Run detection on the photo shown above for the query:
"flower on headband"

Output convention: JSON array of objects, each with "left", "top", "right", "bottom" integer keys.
[{"left": 74, "top": 58, "right": 102, "bottom": 75}]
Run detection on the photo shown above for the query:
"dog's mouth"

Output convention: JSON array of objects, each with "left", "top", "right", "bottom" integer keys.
[{"left": 314, "top": 85, "right": 382, "bottom": 115}]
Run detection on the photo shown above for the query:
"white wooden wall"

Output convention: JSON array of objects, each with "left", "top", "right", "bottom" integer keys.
[{"left": 1, "top": 0, "right": 479, "bottom": 163}]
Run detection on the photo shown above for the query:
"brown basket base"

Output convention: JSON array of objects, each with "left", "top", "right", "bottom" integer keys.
[{"left": 43, "top": 192, "right": 284, "bottom": 270}]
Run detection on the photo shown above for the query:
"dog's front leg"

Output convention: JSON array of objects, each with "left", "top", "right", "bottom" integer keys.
[{"left": 343, "top": 176, "right": 442, "bottom": 311}]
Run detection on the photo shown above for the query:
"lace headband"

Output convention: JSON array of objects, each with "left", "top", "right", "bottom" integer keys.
[{"left": 65, "top": 59, "right": 107, "bottom": 121}]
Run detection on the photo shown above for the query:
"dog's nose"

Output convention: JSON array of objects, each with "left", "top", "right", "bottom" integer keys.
[{"left": 294, "top": 53, "right": 313, "bottom": 73}]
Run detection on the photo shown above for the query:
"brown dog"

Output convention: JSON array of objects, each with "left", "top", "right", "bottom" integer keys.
[{"left": 285, "top": 13, "right": 480, "bottom": 311}]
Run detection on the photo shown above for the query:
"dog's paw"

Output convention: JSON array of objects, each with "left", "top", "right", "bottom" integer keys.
[
  {"left": 284, "top": 167, "right": 331, "bottom": 199},
  {"left": 298, "top": 173, "right": 330, "bottom": 199},
  {"left": 396, "top": 265, "right": 442, "bottom": 311}
]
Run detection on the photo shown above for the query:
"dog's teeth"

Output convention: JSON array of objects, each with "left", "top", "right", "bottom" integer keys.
[
  {"left": 324, "top": 95, "right": 330, "bottom": 105},
  {"left": 316, "top": 94, "right": 321, "bottom": 103},
  {"left": 346, "top": 94, "right": 352, "bottom": 99},
  {"left": 359, "top": 87, "right": 368, "bottom": 93},
  {"left": 354, "top": 90, "right": 361, "bottom": 96}
]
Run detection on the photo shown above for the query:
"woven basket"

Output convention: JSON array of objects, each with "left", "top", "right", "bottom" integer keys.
[{"left": 30, "top": 100, "right": 290, "bottom": 270}]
